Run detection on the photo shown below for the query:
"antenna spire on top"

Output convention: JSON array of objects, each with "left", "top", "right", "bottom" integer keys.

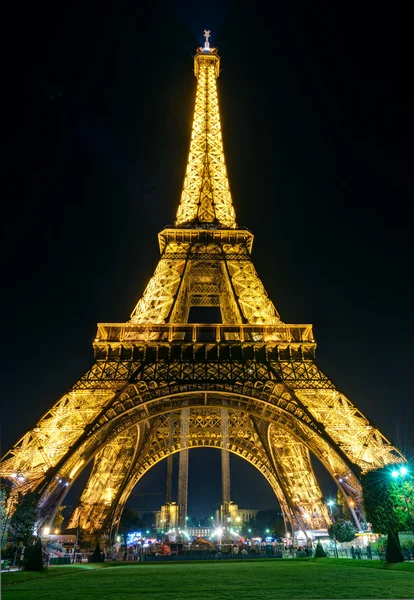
[{"left": 203, "top": 29, "right": 211, "bottom": 50}]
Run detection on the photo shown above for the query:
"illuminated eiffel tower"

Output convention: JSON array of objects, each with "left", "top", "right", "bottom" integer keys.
[{"left": 1, "top": 32, "right": 405, "bottom": 540}]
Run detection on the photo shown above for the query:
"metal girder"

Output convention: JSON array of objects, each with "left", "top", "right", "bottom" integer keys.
[
  {"left": 267, "top": 426, "right": 330, "bottom": 530},
  {"left": 67, "top": 426, "right": 140, "bottom": 533},
  {"left": 175, "top": 51, "right": 236, "bottom": 228},
  {"left": 129, "top": 245, "right": 280, "bottom": 325},
  {"left": 106, "top": 409, "right": 295, "bottom": 537}
]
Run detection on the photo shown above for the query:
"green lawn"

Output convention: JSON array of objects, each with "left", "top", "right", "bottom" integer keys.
[{"left": 2, "top": 559, "right": 414, "bottom": 599}]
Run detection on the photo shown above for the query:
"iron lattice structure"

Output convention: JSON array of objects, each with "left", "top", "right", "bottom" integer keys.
[{"left": 0, "top": 41, "right": 405, "bottom": 537}]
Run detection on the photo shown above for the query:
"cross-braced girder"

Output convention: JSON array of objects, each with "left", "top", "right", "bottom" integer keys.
[
  {"left": 175, "top": 51, "right": 236, "bottom": 228},
  {"left": 33, "top": 379, "right": 396, "bottom": 533},
  {"left": 77, "top": 408, "right": 328, "bottom": 535},
  {"left": 129, "top": 242, "right": 280, "bottom": 325}
]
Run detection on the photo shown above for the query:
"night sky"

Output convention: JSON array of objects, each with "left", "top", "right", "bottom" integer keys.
[{"left": 2, "top": 2, "right": 413, "bottom": 518}]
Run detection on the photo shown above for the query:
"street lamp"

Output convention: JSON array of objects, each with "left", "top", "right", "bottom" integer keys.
[
  {"left": 327, "top": 500, "right": 338, "bottom": 558},
  {"left": 390, "top": 466, "right": 414, "bottom": 536}
]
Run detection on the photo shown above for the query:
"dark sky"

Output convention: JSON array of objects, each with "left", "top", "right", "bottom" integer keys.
[{"left": 2, "top": 1, "right": 413, "bottom": 517}]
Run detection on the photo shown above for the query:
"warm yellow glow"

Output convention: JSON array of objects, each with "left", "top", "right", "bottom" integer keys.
[
  {"left": 69, "top": 460, "right": 85, "bottom": 480},
  {"left": 43, "top": 527, "right": 50, "bottom": 536},
  {"left": 175, "top": 51, "right": 236, "bottom": 228}
]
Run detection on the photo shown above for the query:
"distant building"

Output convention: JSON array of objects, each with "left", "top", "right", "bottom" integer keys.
[
  {"left": 154, "top": 502, "right": 260, "bottom": 534},
  {"left": 154, "top": 503, "right": 179, "bottom": 531},
  {"left": 186, "top": 527, "right": 213, "bottom": 538},
  {"left": 216, "top": 503, "right": 259, "bottom": 527}
]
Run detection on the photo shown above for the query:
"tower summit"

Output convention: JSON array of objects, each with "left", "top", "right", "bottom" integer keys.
[{"left": 175, "top": 31, "right": 236, "bottom": 229}]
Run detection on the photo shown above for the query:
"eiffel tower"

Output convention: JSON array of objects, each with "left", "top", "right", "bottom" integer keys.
[{"left": 1, "top": 32, "right": 405, "bottom": 540}]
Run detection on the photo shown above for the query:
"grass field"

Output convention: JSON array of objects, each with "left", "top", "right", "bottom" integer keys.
[{"left": 2, "top": 558, "right": 414, "bottom": 599}]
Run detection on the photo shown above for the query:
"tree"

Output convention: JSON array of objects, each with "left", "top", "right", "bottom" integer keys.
[
  {"left": 0, "top": 478, "right": 12, "bottom": 546},
  {"left": 246, "top": 510, "right": 283, "bottom": 536},
  {"left": 51, "top": 506, "right": 66, "bottom": 530},
  {"left": 336, "top": 490, "right": 352, "bottom": 521},
  {"left": 140, "top": 512, "right": 156, "bottom": 529},
  {"left": 24, "top": 537, "right": 43, "bottom": 571},
  {"left": 88, "top": 542, "right": 104, "bottom": 563},
  {"left": 272, "top": 517, "right": 286, "bottom": 538},
  {"left": 118, "top": 508, "right": 146, "bottom": 544},
  {"left": 328, "top": 519, "right": 356, "bottom": 543},
  {"left": 361, "top": 465, "right": 413, "bottom": 563},
  {"left": 361, "top": 466, "right": 413, "bottom": 534},
  {"left": 315, "top": 541, "right": 326, "bottom": 557},
  {"left": 8, "top": 491, "right": 38, "bottom": 547}
]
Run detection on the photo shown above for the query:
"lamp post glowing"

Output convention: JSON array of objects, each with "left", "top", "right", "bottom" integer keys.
[{"left": 390, "top": 466, "right": 414, "bottom": 536}]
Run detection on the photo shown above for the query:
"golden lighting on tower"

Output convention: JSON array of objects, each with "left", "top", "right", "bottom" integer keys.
[
  {"left": 175, "top": 40, "right": 236, "bottom": 228},
  {"left": 0, "top": 31, "right": 406, "bottom": 538}
]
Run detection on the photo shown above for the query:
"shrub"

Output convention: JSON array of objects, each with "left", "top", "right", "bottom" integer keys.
[
  {"left": 25, "top": 537, "right": 44, "bottom": 571},
  {"left": 88, "top": 543, "right": 104, "bottom": 563},
  {"left": 314, "top": 541, "right": 326, "bottom": 557}
]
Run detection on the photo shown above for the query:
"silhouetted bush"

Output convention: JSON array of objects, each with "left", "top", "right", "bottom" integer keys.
[
  {"left": 25, "top": 538, "right": 44, "bottom": 571},
  {"left": 314, "top": 541, "right": 326, "bottom": 557},
  {"left": 88, "top": 543, "right": 104, "bottom": 563}
]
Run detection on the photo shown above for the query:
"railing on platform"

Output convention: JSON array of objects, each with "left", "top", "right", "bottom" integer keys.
[{"left": 94, "top": 323, "right": 315, "bottom": 345}]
